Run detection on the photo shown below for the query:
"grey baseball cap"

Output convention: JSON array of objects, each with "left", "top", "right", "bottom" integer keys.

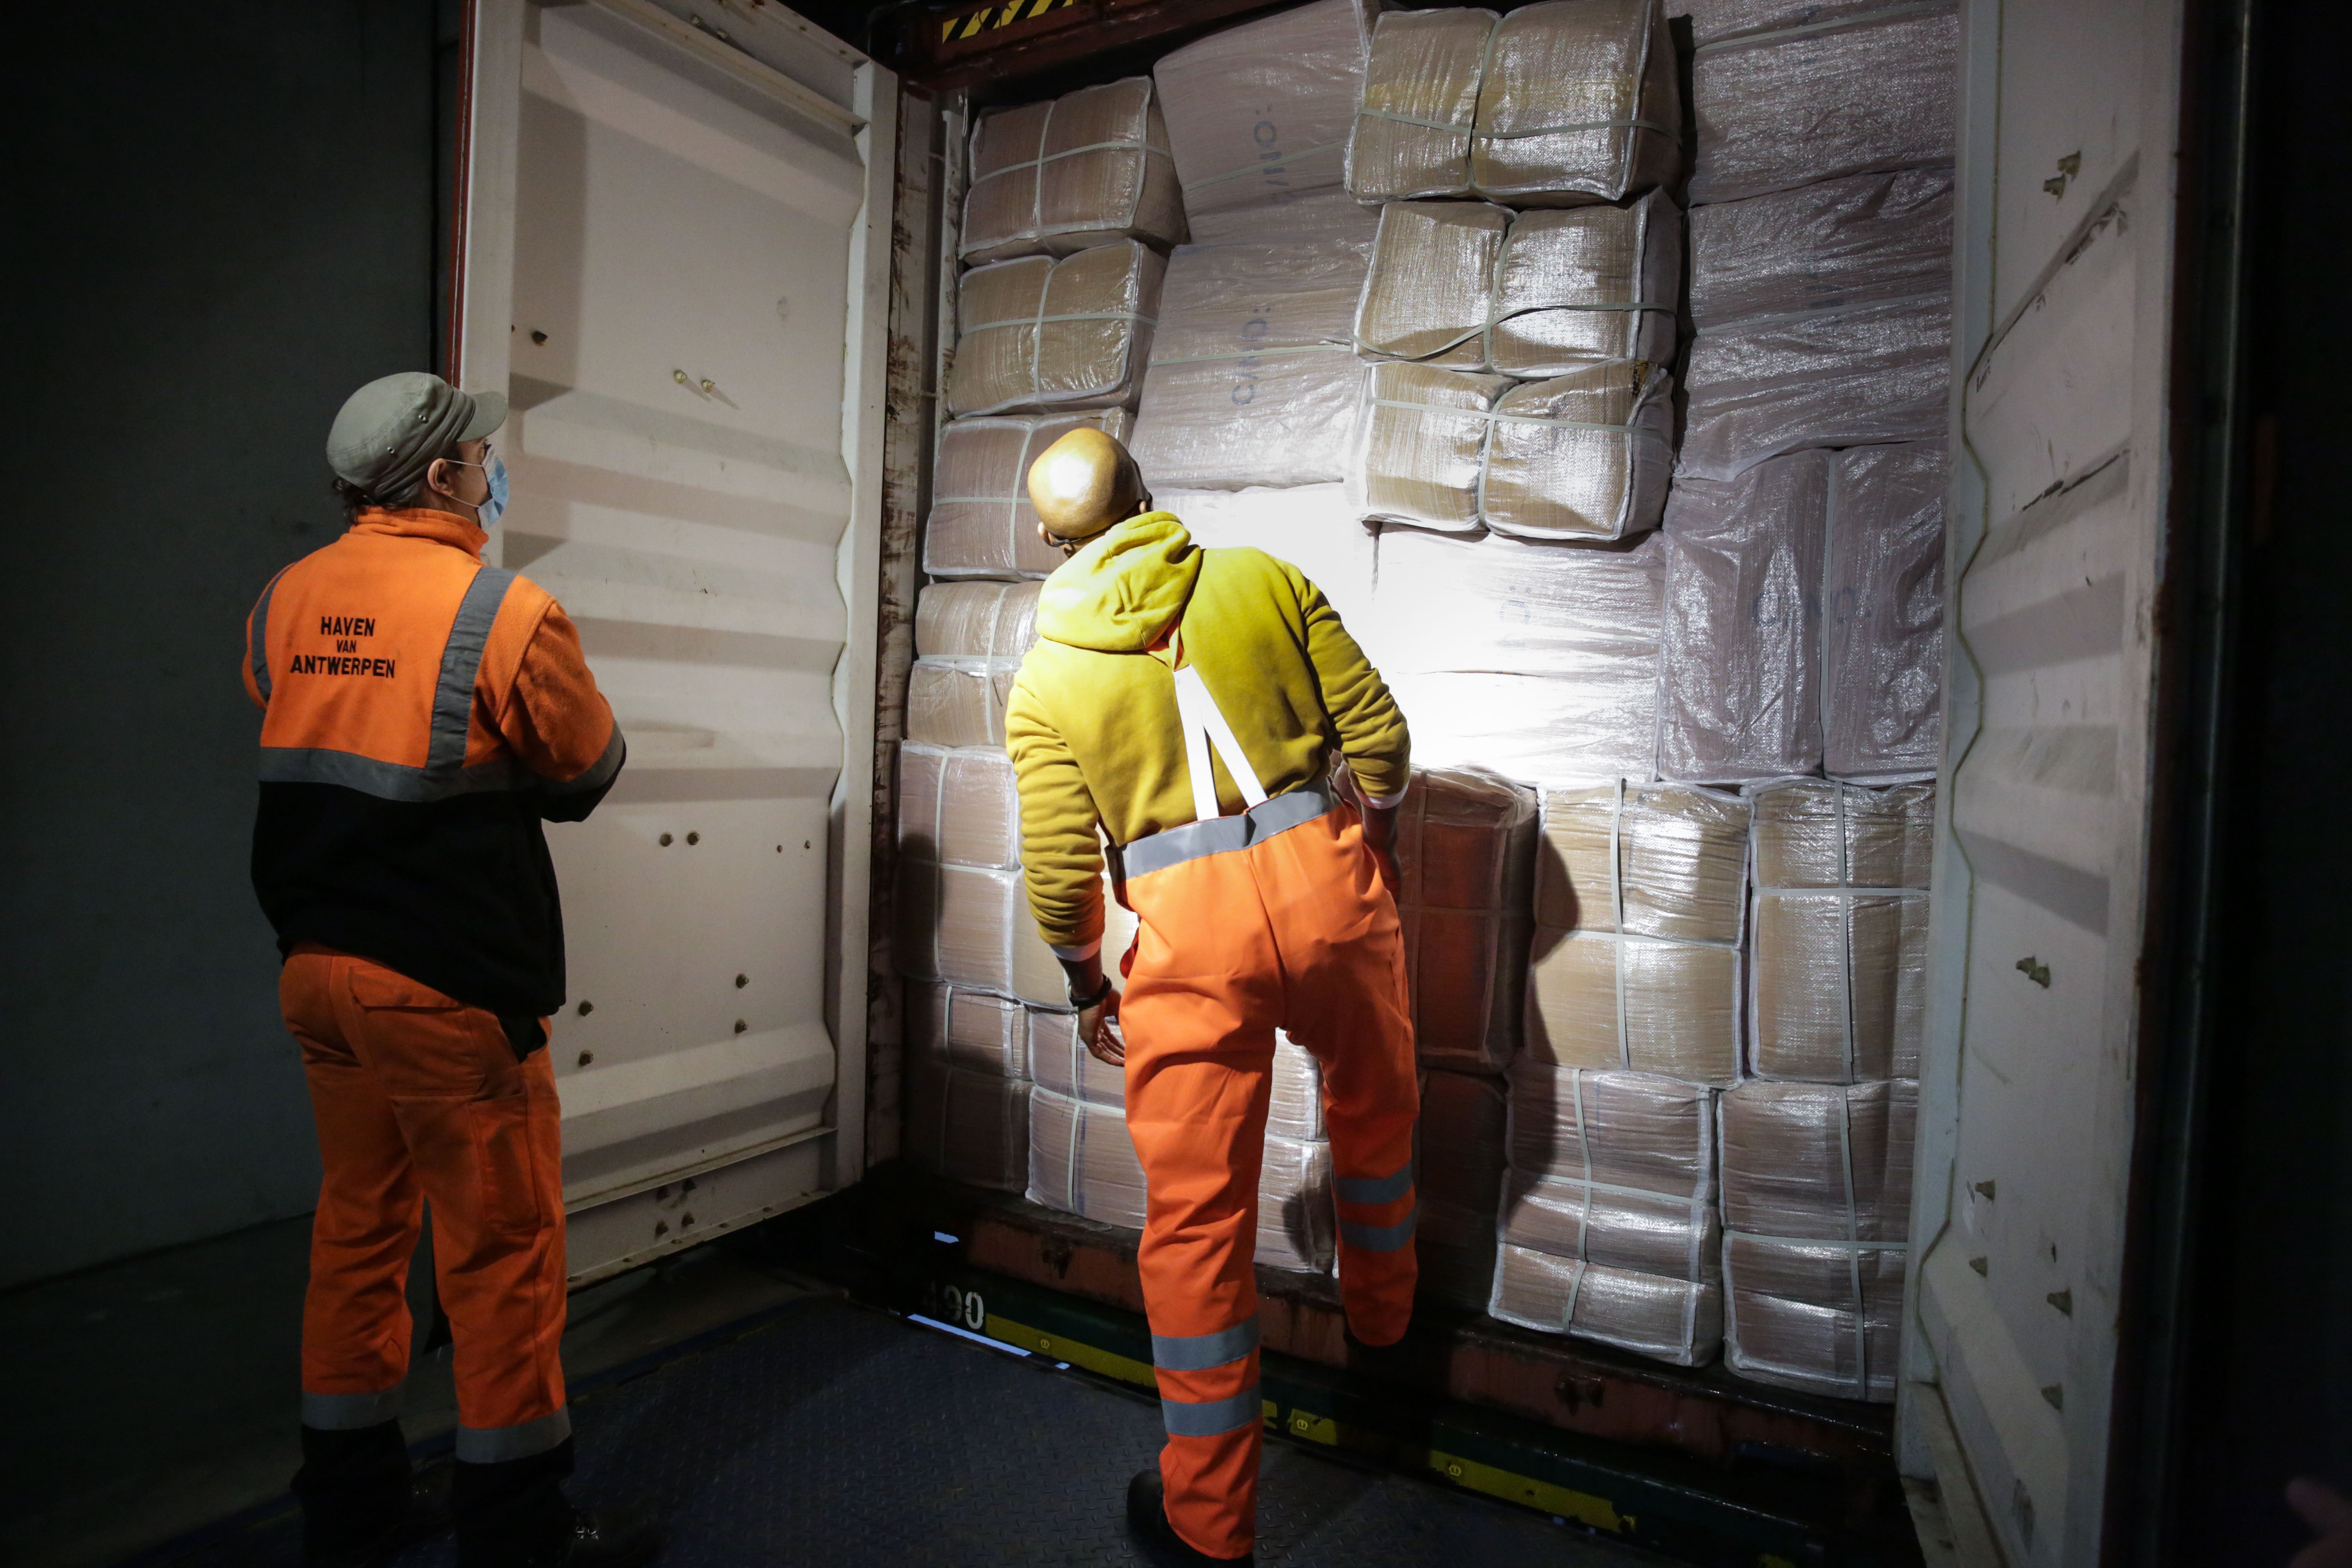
[{"left": 326, "top": 372, "right": 508, "bottom": 500}]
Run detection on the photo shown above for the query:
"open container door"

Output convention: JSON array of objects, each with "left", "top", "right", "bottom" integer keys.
[
  {"left": 1901, "top": 0, "right": 2194, "bottom": 1560},
  {"left": 449, "top": 0, "right": 895, "bottom": 1286}
]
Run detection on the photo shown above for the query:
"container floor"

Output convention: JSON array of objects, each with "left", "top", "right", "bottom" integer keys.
[{"left": 163, "top": 1293, "right": 1660, "bottom": 1567}]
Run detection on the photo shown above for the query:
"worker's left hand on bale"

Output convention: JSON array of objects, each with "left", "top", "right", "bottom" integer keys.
[{"left": 1082, "top": 991, "right": 1125, "bottom": 1067}]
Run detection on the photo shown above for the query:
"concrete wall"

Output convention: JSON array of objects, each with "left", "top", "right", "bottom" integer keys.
[{"left": 0, "top": 3, "right": 438, "bottom": 1287}]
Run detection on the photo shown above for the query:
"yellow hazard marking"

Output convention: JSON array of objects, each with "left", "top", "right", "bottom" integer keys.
[
  {"left": 987, "top": 1314, "right": 1156, "bottom": 1389},
  {"left": 1285, "top": 1408, "right": 1340, "bottom": 1445},
  {"left": 1430, "top": 1450, "right": 1623, "bottom": 1533}
]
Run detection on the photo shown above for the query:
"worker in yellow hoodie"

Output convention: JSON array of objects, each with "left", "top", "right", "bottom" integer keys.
[{"left": 1004, "top": 430, "right": 1419, "bottom": 1567}]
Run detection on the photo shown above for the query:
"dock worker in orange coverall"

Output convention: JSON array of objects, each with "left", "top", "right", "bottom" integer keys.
[
  {"left": 1004, "top": 428, "right": 1421, "bottom": 1566},
  {"left": 243, "top": 372, "right": 657, "bottom": 1568}
]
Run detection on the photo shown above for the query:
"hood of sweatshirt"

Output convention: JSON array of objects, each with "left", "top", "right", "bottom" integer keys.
[{"left": 1033, "top": 511, "right": 1200, "bottom": 653}]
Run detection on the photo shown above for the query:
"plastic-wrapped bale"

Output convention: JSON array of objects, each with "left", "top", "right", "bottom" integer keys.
[
  {"left": 1026, "top": 1087, "right": 1336, "bottom": 1272},
  {"left": 1371, "top": 527, "right": 1665, "bottom": 784},
  {"left": 1158, "top": 485, "right": 1376, "bottom": 628},
  {"left": 905, "top": 581, "right": 1039, "bottom": 748},
  {"left": 1717, "top": 1078, "right": 1917, "bottom": 1400},
  {"left": 1679, "top": 170, "right": 1954, "bottom": 481},
  {"left": 1417, "top": 1069, "right": 1508, "bottom": 1307},
  {"left": 1391, "top": 768, "right": 1539, "bottom": 1074},
  {"left": 1350, "top": 361, "right": 1673, "bottom": 541},
  {"left": 1677, "top": 0, "right": 1905, "bottom": 46},
  {"left": 1347, "top": 7, "right": 1497, "bottom": 203},
  {"left": 903, "top": 1053, "right": 1031, "bottom": 1191},
  {"left": 1823, "top": 442, "right": 1947, "bottom": 780},
  {"left": 1748, "top": 780, "right": 1933, "bottom": 1082},
  {"left": 1030, "top": 1020, "right": 1327, "bottom": 1144},
  {"left": 1492, "top": 1060, "right": 1719, "bottom": 1360},
  {"left": 1687, "top": 4, "right": 1958, "bottom": 206},
  {"left": 1129, "top": 195, "right": 1376, "bottom": 489},
  {"left": 959, "top": 78, "right": 1187, "bottom": 264},
  {"left": 904, "top": 980, "right": 1041, "bottom": 1076},
  {"left": 898, "top": 743, "right": 1020, "bottom": 871},
  {"left": 1354, "top": 195, "right": 1681, "bottom": 378},
  {"left": 1655, "top": 451, "right": 1827, "bottom": 783},
  {"left": 898, "top": 864, "right": 1136, "bottom": 1009},
  {"left": 946, "top": 243, "right": 1165, "bottom": 417},
  {"left": 1152, "top": 0, "right": 1372, "bottom": 218},
  {"left": 926, "top": 411, "right": 1134, "bottom": 580},
  {"left": 1526, "top": 783, "right": 1748, "bottom": 1087}
]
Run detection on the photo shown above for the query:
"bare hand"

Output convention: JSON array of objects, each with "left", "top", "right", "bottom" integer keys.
[
  {"left": 2290, "top": 1479, "right": 2352, "bottom": 1568},
  {"left": 1081, "top": 988, "right": 1125, "bottom": 1067},
  {"left": 1361, "top": 802, "right": 1401, "bottom": 890}
]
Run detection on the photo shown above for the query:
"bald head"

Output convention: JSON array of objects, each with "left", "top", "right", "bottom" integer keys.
[{"left": 1027, "top": 428, "right": 1149, "bottom": 546}]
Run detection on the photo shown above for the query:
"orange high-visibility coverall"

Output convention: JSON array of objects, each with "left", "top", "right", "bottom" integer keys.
[
  {"left": 245, "top": 507, "right": 622, "bottom": 1465},
  {"left": 1005, "top": 512, "right": 1418, "bottom": 1561}
]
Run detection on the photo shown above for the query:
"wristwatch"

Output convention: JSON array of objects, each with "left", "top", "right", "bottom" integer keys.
[{"left": 1069, "top": 974, "right": 1114, "bottom": 1011}]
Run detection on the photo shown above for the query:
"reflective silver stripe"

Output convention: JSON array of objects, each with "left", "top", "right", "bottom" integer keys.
[
  {"left": 1336, "top": 1158, "right": 1414, "bottom": 1207},
  {"left": 543, "top": 724, "right": 626, "bottom": 795},
  {"left": 454, "top": 1405, "right": 571, "bottom": 1464},
  {"left": 1160, "top": 1384, "right": 1261, "bottom": 1438},
  {"left": 1152, "top": 1317, "right": 1259, "bottom": 1372},
  {"left": 1340, "top": 1202, "right": 1420, "bottom": 1253},
  {"left": 430, "top": 567, "right": 516, "bottom": 775},
  {"left": 301, "top": 1384, "right": 404, "bottom": 1430},
  {"left": 249, "top": 569, "right": 287, "bottom": 703},
  {"left": 259, "top": 747, "right": 533, "bottom": 801},
  {"left": 1122, "top": 785, "right": 1337, "bottom": 880}
]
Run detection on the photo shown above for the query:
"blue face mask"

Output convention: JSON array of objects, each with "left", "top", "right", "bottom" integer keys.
[{"left": 479, "top": 452, "right": 510, "bottom": 529}]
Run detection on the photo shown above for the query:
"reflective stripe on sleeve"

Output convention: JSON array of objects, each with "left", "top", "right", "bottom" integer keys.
[
  {"left": 1340, "top": 1202, "right": 1420, "bottom": 1253},
  {"left": 249, "top": 569, "right": 286, "bottom": 704},
  {"left": 1160, "top": 1384, "right": 1261, "bottom": 1438},
  {"left": 1151, "top": 1316, "right": 1258, "bottom": 1372},
  {"left": 454, "top": 1405, "right": 571, "bottom": 1464},
  {"left": 1335, "top": 1158, "right": 1414, "bottom": 1207},
  {"left": 428, "top": 566, "right": 516, "bottom": 775},
  {"left": 543, "top": 724, "right": 626, "bottom": 795},
  {"left": 301, "top": 1384, "right": 404, "bottom": 1430}
]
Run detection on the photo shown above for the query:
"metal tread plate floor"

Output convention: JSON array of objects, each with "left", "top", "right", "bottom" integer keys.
[{"left": 172, "top": 1294, "right": 1662, "bottom": 1566}]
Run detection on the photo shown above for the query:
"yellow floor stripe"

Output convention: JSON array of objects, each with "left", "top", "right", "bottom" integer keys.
[
  {"left": 1429, "top": 1449, "right": 1625, "bottom": 1534},
  {"left": 987, "top": 1314, "right": 1157, "bottom": 1389}
]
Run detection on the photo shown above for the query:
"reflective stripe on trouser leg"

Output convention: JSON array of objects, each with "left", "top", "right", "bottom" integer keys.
[
  {"left": 1155, "top": 1316, "right": 1262, "bottom": 1437},
  {"left": 456, "top": 1405, "right": 573, "bottom": 1463},
  {"left": 302, "top": 1385, "right": 406, "bottom": 1430}
]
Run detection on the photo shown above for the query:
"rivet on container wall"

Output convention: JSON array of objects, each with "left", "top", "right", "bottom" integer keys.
[
  {"left": 687, "top": 831, "right": 701, "bottom": 845},
  {"left": 577, "top": 1050, "right": 593, "bottom": 1067},
  {"left": 660, "top": 832, "right": 674, "bottom": 847},
  {"left": 1969, "top": 1256, "right": 1988, "bottom": 1276},
  {"left": 735, "top": 974, "right": 749, "bottom": 989},
  {"left": 1974, "top": 1180, "right": 1996, "bottom": 1200},
  {"left": 2015, "top": 956, "right": 2051, "bottom": 988},
  {"left": 734, "top": 1020, "right": 748, "bottom": 1034},
  {"left": 2047, "top": 1289, "right": 2073, "bottom": 1315},
  {"left": 530, "top": 330, "right": 548, "bottom": 345},
  {"left": 577, "top": 1000, "right": 594, "bottom": 1016},
  {"left": 2041, "top": 1383, "right": 2064, "bottom": 1411}
]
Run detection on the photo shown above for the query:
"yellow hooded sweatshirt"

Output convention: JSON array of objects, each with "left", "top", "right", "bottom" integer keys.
[{"left": 1003, "top": 511, "right": 1410, "bottom": 957}]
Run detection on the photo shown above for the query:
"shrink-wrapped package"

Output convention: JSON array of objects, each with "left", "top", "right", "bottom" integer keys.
[
  {"left": 1029, "top": 1024, "right": 1326, "bottom": 1144},
  {"left": 946, "top": 243, "right": 1166, "bottom": 417},
  {"left": 1489, "top": 1246, "right": 1721, "bottom": 1365},
  {"left": 1687, "top": 4, "right": 1958, "bottom": 206},
  {"left": 1678, "top": 171, "right": 1954, "bottom": 481},
  {"left": 1373, "top": 528, "right": 1666, "bottom": 785},
  {"left": 1351, "top": 361, "right": 1674, "bottom": 541},
  {"left": 1722, "top": 1232, "right": 1906, "bottom": 1401},
  {"left": 1823, "top": 442, "right": 1947, "bottom": 780},
  {"left": 1129, "top": 194, "right": 1376, "bottom": 489},
  {"left": 1677, "top": 0, "right": 1913, "bottom": 47},
  {"left": 1356, "top": 196, "right": 1682, "bottom": 375},
  {"left": 905, "top": 580, "right": 1040, "bottom": 749},
  {"left": 1026, "top": 1087, "right": 1335, "bottom": 1272},
  {"left": 903, "top": 1053, "right": 1031, "bottom": 1191},
  {"left": 1748, "top": 780, "right": 1933, "bottom": 1082},
  {"left": 1503, "top": 1058, "right": 1717, "bottom": 1197},
  {"left": 898, "top": 864, "right": 1138, "bottom": 1009},
  {"left": 1391, "top": 767, "right": 1539, "bottom": 1074},
  {"left": 1152, "top": 0, "right": 1372, "bottom": 217},
  {"left": 1160, "top": 485, "right": 1376, "bottom": 628},
  {"left": 1655, "top": 452, "right": 1827, "bottom": 782},
  {"left": 898, "top": 744, "right": 1020, "bottom": 871},
  {"left": 905, "top": 661, "right": 1017, "bottom": 749},
  {"left": 904, "top": 980, "right": 1042, "bottom": 1078},
  {"left": 1347, "top": 0, "right": 1681, "bottom": 207},
  {"left": 1526, "top": 783, "right": 1747, "bottom": 1086},
  {"left": 1497, "top": 1168, "right": 1719, "bottom": 1279},
  {"left": 960, "top": 78, "right": 1186, "bottom": 264},
  {"left": 926, "top": 411, "right": 1134, "bottom": 580},
  {"left": 1417, "top": 1069, "right": 1508, "bottom": 1307}
]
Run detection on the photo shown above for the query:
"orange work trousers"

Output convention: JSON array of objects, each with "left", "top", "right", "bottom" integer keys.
[
  {"left": 281, "top": 945, "right": 571, "bottom": 1463},
  {"left": 1118, "top": 794, "right": 1420, "bottom": 1561}
]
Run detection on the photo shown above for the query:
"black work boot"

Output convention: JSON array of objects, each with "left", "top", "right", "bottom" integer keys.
[
  {"left": 293, "top": 1421, "right": 449, "bottom": 1567},
  {"left": 1125, "top": 1468, "right": 1254, "bottom": 1567},
  {"left": 453, "top": 1440, "right": 662, "bottom": 1568}
]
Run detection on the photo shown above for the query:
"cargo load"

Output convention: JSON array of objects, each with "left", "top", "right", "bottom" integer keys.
[
  {"left": 1347, "top": 0, "right": 1680, "bottom": 207},
  {"left": 1350, "top": 360, "right": 1674, "bottom": 540},
  {"left": 959, "top": 78, "right": 1187, "bottom": 264},
  {"left": 1717, "top": 1078, "right": 1918, "bottom": 1401},
  {"left": 1352, "top": 194, "right": 1682, "bottom": 376},
  {"left": 1686, "top": 3, "right": 1959, "bottom": 205},
  {"left": 1028, "top": 1023, "right": 1327, "bottom": 1145},
  {"left": 1127, "top": 194, "right": 1376, "bottom": 489},
  {"left": 1373, "top": 528, "right": 1666, "bottom": 785},
  {"left": 1503, "top": 1058, "right": 1718, "bottom": 1198},
  {"left": 898, "top": 858, "right": 1138, "bottom": 1011},
  {"left": 1747, "top": 780, "right": 1933, "bottom": 1082},
  {"left": 1151, "top": 0, "right": 1373, "bottom": 217},
  {"left": 1417, "top": 1069, "right": 1509, "bottom": 1306},
  {"left": 1027, "top": 1087, "right": 1336, "bottom": 1273},
  {"left": 1821, "top": 441, "right": 1947, "bottom": 781},
  {"left": 902, "top": 1053, "right": 1032, "bottom": 1192},
  {"left": 904, "top": 580, "right": 1040, "bottom": 749},
  {"left": 1488, "top": 1245, "right": 1723, "bottom": 1365},
  {"left": 1677, "top": 174, "right": 1953, "bottom": 480},
  {"left": 1526, "top": 782, "right": 1747, "bottom": 1086},
  {"left": 1390, "top": 767, "right": 1539, "bottom": 1074},
  {"left": 1156, "top": 484, "right": 1376, "bottom": 627},
  {"left": 946, "top": 242, "right": 1166, "bottom": 417},
  {"left": 925, "top": 410, "right": 1134, "bottom": 580},
  {"left": 904, "top": 979, "right": 1047, "bottom": 1078},
  {"left": 898, "top": 744, "right": 1021, "bottom": 871}
]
